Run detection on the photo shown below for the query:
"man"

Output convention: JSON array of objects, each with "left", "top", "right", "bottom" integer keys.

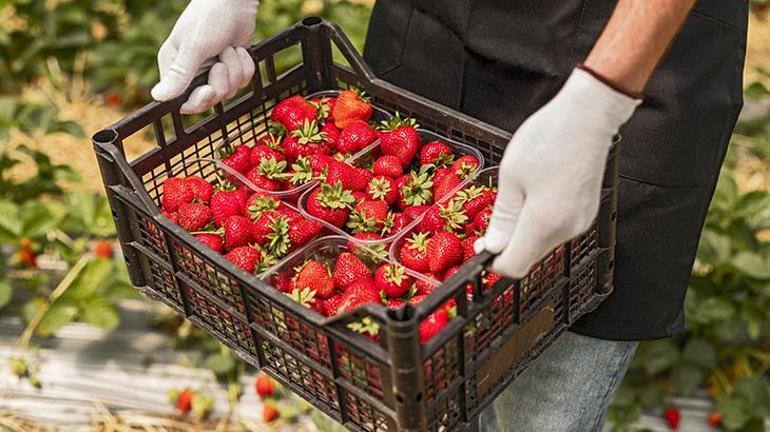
[{"left": 151, "top": 0, "right": 748, "bottom": 430}]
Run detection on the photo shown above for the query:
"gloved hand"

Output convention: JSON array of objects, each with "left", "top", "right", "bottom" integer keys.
[
  {"left": 477, "top": 68, "right": 641, "bottom": 278},
  {"left": 152, "top": 0, "right": 258, "bottom": 114}
]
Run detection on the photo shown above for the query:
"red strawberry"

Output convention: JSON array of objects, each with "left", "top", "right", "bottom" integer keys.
[
  {"left": 271, "top": 271, "right": 295, "bottom": 293},
  {"left": 162, "top": 177, "right": 194, "bottom": 211},
  {"left": 271, "top": 95, "right": 317, "bottom": 131},
  {"left": 332, "top": 90, "right": 373, "bottom": 129},
  {"left": 375, "top": 264, "right": 413, "bottom": 298},
  {"left": 338, "top": 278, "right": 380, "bottom": 312},
  {"left": 308, "top": 153, "right": 333, "bottom": 174},
  {"left": 373, "top": 155, "right": 404, "bottom": 178},
  {"left": 256, "top": 132, "right": 284, "bottom": 149},
  {"left": 210, "top": 190, "right": 245, "bottom": 226},
  {"left": 432, "top": 167, "right": 453, "bottom": 190},
  {"left": 249, "top": 144, "right": 285, "bottom": 167},
  {"left": 161, "top": 209, "right": 179, "bottom": 223},
  {"left": 408, "top": 294, "right": 427, "bottom": 305},
  {"left": 320, "top": 294, "right": 343, "bottom": 316},
  {"left": 296, "top": 260, "right": 334, "bottom": 299},
  {"left": 333, "top": 252, "right": 372, "bottom": 290},
  {"left": 195, "top": 233, "right": 223, "bottom": 253},
  {"left": 399, "top": 232, "right": 430, "bottom": 273},
  {"left": 452, "top": 154, "right": 480, "bottom": 178},
  {"left": 93, "top": 240, "right": 114, "bottom": 259},
  {"left": 456, "top": 186, "right": 497, "bottom": 219},
  {"left": 305, "top": 184, "right": 356, "bottom": 228},
  {"left": 427, "top": 232, "right": 463, "bottom": 274},
  {"left": 402, "top": 205, "right": 430, "bottom": 221},
  {"left": 288, "top": 217, "right": 323, "bottom": 250},
  {"left": 281, "top": 120, "right": 330, "bottom": 163},
  {"left": 176, "top": 389, "right": 193, "bottom": 415},
  {"left": 326, "top": 160, "right": 367, "bottom": 191},
  {"left": 311, "top": 96, "right": 336, "bottom": 119},
  {"left": 366, "top": 176, "right": 398, "bottom": 205},
  {"left": 336, "top": 120, "right": 377, "bottom": 153},
  {"left": 387, "top": 298, "right": 405, "bottom": 309},
  {"left": 483, "top": 272, "right": 503, "bottom": 291},
  {"left": 251, "top": 210, "right": 283, "bottom": 245},
  {"left": 246, "top": 192, "right": 282, "bottom": 221},
  {"left": 246, "top": 157, "right": 287, "bottom": 192},
  {"left": 262, "top": 402, "right": 279, "bottom": 423},
  {"left": 385, "top": 212, "right": 409, "bottom": 235},
  {"left": 378, "top": 114, "right": 422, "bottom": 165},
  {"left": 347, "top": 200, "right": 389, "bottom": 233},
  {"left": 420, "top": 141, "right": 454, "bottom": 167},
  {"left": 221, "top": 145, "right": 252, "bottom": 175},
  {"left": 397, "top": 171, "right": 434, "bottom": 209},
  {"left": 473, "top": 206, "right": 492, "bottom": 234},
  {"left": 321, "top": 121, "right": 340, "bottom": 148},
  {"left": 418, "top": 200, "right": 468, "bottom": 234},
  {"left": 225, "top": 246, "right": 260, "bottom": 272},
  {"left": 255, "top": 375, "right": 274, "bottom": 398},
  {"left": 463, "top": 235, "right": 480, "bottom": 260},
  {"left": 186, "top": 176, "right": 214, "bottom": 202},
  {"left": 177, "top": 202, "right": 213, "bottom": 231},
  {"left": 352, "top": 190, "right": 367, "bottom": 204},
  {"left": 664, "top": 408, "right": 680, "bottom": 430},
  {"left": 223, "top": 215, "right": 254, "bottom": 250},
  {"left": 419, "top": 309, "right": 449, "bottom": 343},
  {"left": 415, "top": 277, "right": 437, "bottom": 295},
  {"left": 434, "top": 172, "right": 462, "bottom": 202}
]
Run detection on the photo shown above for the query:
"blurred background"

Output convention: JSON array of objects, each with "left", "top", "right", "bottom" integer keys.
[{"left": 0, "top": 1, "right": 769, "bottom": 431}]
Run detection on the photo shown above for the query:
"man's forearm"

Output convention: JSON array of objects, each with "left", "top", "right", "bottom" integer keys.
[{"left": 584, "top": 0, "right": 697, "bottom": 95}]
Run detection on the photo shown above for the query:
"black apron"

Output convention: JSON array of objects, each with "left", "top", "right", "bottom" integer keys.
[{"left": 364, "top": 0, "right": 748, "bottom": 340}]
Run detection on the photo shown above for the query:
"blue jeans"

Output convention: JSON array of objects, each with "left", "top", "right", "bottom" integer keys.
[{"left": 476, "top": 331, "right": 638, "bottom": 432}]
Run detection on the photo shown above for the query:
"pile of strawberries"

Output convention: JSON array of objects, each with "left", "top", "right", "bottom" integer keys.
[
  {"left": 219, "top": 89, "right": 380, "bottom": 200},
  {"left": 302, "top": 114, "right": 481, "bottom": 243}
]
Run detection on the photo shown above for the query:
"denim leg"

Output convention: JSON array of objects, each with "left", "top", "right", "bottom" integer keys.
[{"left": 477, "top": 331, "right": 638, "bottom": 432}]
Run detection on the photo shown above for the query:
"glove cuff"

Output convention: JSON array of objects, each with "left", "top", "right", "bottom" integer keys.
[{"left": 562, "top": 68, "right": 642, "bottom": 134}]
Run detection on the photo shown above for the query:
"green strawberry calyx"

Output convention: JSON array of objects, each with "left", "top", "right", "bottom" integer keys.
[
  {"left": 292, "top": 120, "right": 326, "bottom": 145},
  {"left": 318, "top": 182, "right": 356, "bottom": 210}
]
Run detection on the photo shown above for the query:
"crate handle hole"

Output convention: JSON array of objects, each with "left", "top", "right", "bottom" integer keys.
[
  {"left": 93, "top": 129, "right": 118, "bottom": 144},
  {"left": 302, "top": 16, "right": 322, "bottom": 27}
]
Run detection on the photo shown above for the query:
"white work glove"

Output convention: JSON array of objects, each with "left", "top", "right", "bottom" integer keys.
[
  {"left": 152, "top": 0, "right": 258, "bottom": 114},
  {"left": 477, "top": 68, "right": 641, "bottom": 278}
]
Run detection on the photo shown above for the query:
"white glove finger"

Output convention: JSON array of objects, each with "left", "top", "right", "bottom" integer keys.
[
  {"left": 157, "top": 39, "right": 178, "bottom": 81},
  {"left": 483, "top": 185, "right": 524, "bottom": 254},
  {"left": 151, "top": 41, "right": 208, "bottom": 102},
  {"left": 208, "top": 62, "right": 232, "bottom": 101},
  {"left": 473, "top": 238, "right": 486, "bottom": 255},
  {"left": 491, "top": 200, "right": 560, "bottom": 278},
  {"left": 235, "top": 46, "right": 256, "bottom": 89},
  {"left": 219, "top": 47, "right": 244, "bottom": 99},
  {"left": 181, "top": 85, "right": 217, "bottom": 115}
]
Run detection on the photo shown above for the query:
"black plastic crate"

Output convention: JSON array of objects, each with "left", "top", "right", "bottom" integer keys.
[{"left": 92, "top": 18, "right": 618, "bottom": 432}]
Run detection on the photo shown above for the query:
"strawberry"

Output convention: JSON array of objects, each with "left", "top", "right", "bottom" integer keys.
[
  {"left": 176, "top": 388, "right": 193, "bottom": 415},
  {"left": 432, "top": 167, "right": 454, "bottom": 190},
  {"left": 210, "top": 190, "right": 245, "bottom": 226},
  {"left": 473, "top": 206, "right": 492, "bottom": 235},
  {"left": 162, "top": 177, "right": 194, "bottom": 211},
  {"left": 663, "top": 407, "right": 680, "bottom": 430},
  {"left": 385, "top": 212, "right": 409, "bottom": 235},
  {"left": 387, "top": 298, "right": 405, "bottom": 309},
  {"left": 161, "top": 209, "right": 179, "bottom": 224},
  {"left": 333, "top": 252, "right": 372, "bottom": 290},
  {"left": 281, "top": 120, "right": 329, "bottom": 163},
  {"left": 332, "top": 90, "right": 373, "bottom": 129},
  {"left": 399, "top": 232, "right": 430, "bottom": 272},
  {"left": 427, "top": 232, "right": 463, "bottom": 274},
  {"left": 306, "top": 183, "right": 356, "bottom": 228},
  {"left": 408, "top": 294, "right": 427, "bottom": 305},
  {"left": 320, "top": 294, "right": 343, "bottom": 316},
  {"left": 397, "top": 171, "right": 434, "bottom": 209},
  {"left": 225, "top": 245, "right": 260, "bottom": 272},
  {"left": 415, "top": 277, "right": 437, "bottom": 295},
  {"left": 419, "top": 200, "right": 468, "bottom": 234},
  {"left": 347, "top": 200, "right": 389, "bottom": 233},
  {"left": 338, "top": 278, "right": 380, "bottom": 312},
  {"left": 93, "top": 240, "right": 114, "bottom": 259},
  {"left": 419, "top": 309, "right": 449, "bottom": 343},
  {"left": 321, "top": 121, "right": 340, "bottom": 148},
  {"left": 246, "top": 192, "right": 282, "bottom": 221},
  {"left": 483, "top": 272, "right": 503, "bottom": 290},
  {"left": 177, "top": 202, "right": 213, "bottom": 231},
  {"left": 463, "top": 235, "right": 479, "bottom": 260},
  {"left": 452, "top": 154, "right": 480, "bottom": 178},
  {"left": 257, "top": 132, "right": 284, "bottom": 149},
  {"left": 378, "top": 114, "right": 422, "bottom": 165},
  {"left": 223, "top": 215, "right": 254, "bottom": 250},
  {"left": 336, "top": 120, "right": 377, "bottom": 153},
  {"left": 271, "top": 95, "right": 317, "bottom": 131},
  {"left": 249, "top": 144, "right": 285, "bottom": 167},
  {"left": 375, "top": 264, "right": 413, "bottom": 298},
  {"left": 456, "top": 186, "right": 496, "bottom": 219},
  {"left": 255, "top": 375, "right": 274, "bottom": 398},
  {"left": 297, "top": 260, "right": 334, "bottom": 299},
  {"left": 246, "top": 157, "right": 287, "bottom": 192},
  {"left": 252, "top": 210, "right": 284, "bottom": 245},
  {"left": 373, "top": 155, "right": 404, "bottom": 178},
  {"left": 402, "top": 205, "right": 430, "bottom": 221},
  {"left": 311, "top": 96, "right": 336, "bottom": 119},
  {"left": 326, "top": 160, "right": 367, "bottom": 191},
  {"left": 262, "top": 402, "right": 279, "bottom": 423},
  {"left": 195, "top": 233, "right": 223, "bottom": 253},
  {"left": 221, "top": 144, "right": 252, "bottom": 175},
  {"left": 307, "top": 153, "right": 333, "bottom": 174},
  {"left": 366, "top": 176, "right": 398, "bottom": 205},
  {"left": 352, "top": 190, "right": 367, "bottom": 204},
  {"left": 271, "top": 271, "right": 295, "bottom": 293},
  {"left": 434, "top": 172, "right": 462, "bottom": 202},
  {"left": 420, "top": 141, "right": 454, "bottom": 167},
  {"left": 288, "top": 217, "right": 323, "bottom": 250},
  {"left": 186, "top": 176, "right": 214, "bottom": 202}
]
